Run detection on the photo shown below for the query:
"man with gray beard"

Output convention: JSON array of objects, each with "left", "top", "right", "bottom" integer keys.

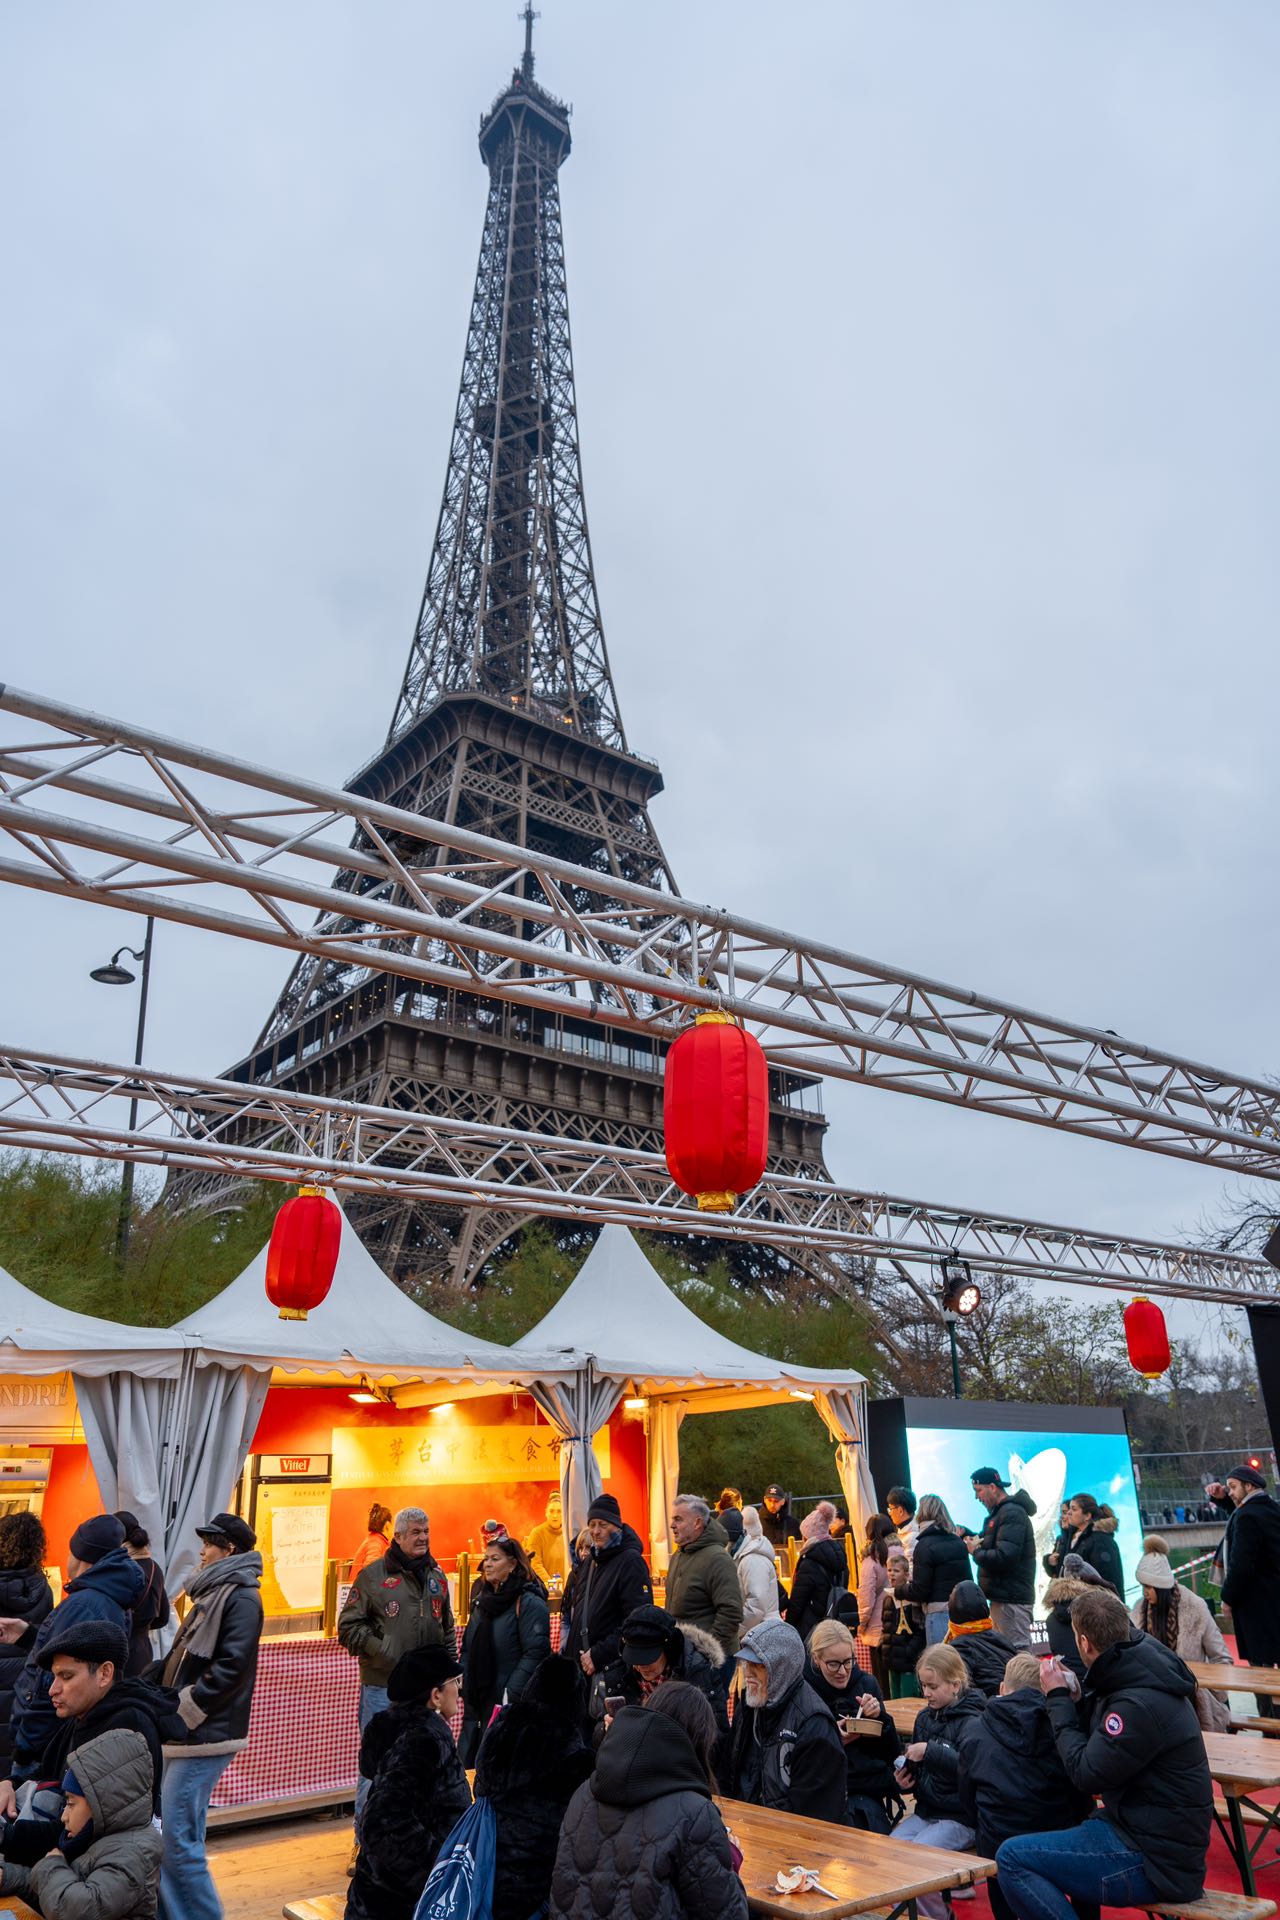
[{"left": 724, "top": 1618, "right": 845, "bottom": 1823}]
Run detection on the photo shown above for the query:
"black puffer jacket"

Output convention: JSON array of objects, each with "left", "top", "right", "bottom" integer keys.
[
  {"left": 957, "top": 1685, "right": 1092, "bottom": 1854},
  {"left": 883, "top": 1593, "right": 925, "bottom": 1673},
  {"left": 551, "top": 1706, "right": 747, "bottom": 1920},
  {"left": 0, "top": 1564, "right": 52, "bottom": 1765},
  {"left": 904, "top": 1688, "right": 985, "bottom": 1822},
  {"left": 475, "top": 1658, "right": 594, "bottom": 1920},
  {"left": 806, "top": 1658, "right": 901, "bottom": 1809},
  {"left": 1066, "top": 1519, "right": 1124, "bottom": 1593},
  {"left": 784, "top": 1538, "right": 847, "bottom": 1642},
  {"left": 348, "top": 1703, "right": 472, "bottom": 1920},
  {"left": 1043, "top": 1630, "right": 1212, "bottom": 1902},
  {"left": 971, "top": 1498, "right": 1035, "bottom": 1604},
  {"left": 1042, "top": 1525, "right": 1073, "bottom": 1578},
  {"left": 949, "top": 1623, "right": 1019, "bottom": 1698},
  {"left": 562, "top": 1523, "right": 653, "bottom": 1687},
  {"left": 616, "top": 1617, "right": 731, "bottom": 1758},
  {"left": 1218, "top": 1490, "right": 1280, "bottom": 1666},
  {"left": 903, "top": 1524, "right": 972, "bottom": 1606}
]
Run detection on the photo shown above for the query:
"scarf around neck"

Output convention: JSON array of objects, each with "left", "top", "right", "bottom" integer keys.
[
  {"left": 164, "top": 1550, "right": 262, "bottom": 1683},
  {"left": 947, "top": 1617, "right": 995, "bottom": 1641},
  {"left": 467, "top": 1575, "right": 526, "bottom": 1716}
]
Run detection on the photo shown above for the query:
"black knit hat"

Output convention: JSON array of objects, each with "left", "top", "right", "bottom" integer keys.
[
  {"left": 37, "top": 1618, "right": 129, "bottom": 1673},
  {"left": 586, "top": 1492, "right": 622, "bottom": 1527},
  {"left": 1230, "top": 1463, "right": 1267, "bottom": 1491},
  {"left": 947, "top": 1580, "right": 991, "bottom": 1625},
  {"left": 387, "top": 1643, "right": 463, "bottom": 1703},
  {"left": 69, "top": 1515, "right": 125, "bottom": 1565}
]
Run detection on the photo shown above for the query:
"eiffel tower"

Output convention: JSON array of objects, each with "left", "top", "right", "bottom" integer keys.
[{"left": 220, "top": 15, "right": 831, "bottom": 1284}]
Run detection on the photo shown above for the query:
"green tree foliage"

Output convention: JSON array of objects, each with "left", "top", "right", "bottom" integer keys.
[{"left": 0, "top": 1153, "right": 281, "bottom": 1326}]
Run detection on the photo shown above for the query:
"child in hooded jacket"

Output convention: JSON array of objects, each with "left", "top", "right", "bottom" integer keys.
[
  {"left": 0, "top": 1726, "right": 163, "bottom": 1918},
  {"left": 896, "top": 1644, "right": 986, "bottom": 1920}
]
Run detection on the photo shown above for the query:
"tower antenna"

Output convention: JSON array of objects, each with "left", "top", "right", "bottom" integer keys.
[{"left": 520, "top": 4, "right": 538, "bottom": 80}]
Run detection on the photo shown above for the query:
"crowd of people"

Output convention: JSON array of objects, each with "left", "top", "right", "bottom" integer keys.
[
  {"left": 330, "top": 1460, "right": 1278, "bottom": 1920},
  {"left": 0, "top": 1456, "right": 1270, "bottom": 1919},
  {"left": 0, "top": 1503, "right": 263, "bottom": 1919}
]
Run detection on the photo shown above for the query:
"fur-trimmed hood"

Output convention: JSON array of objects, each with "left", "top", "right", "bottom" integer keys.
[
  {"left": 1044, "top": 1575, "right": 1092, "bottom": 1613},
  {"left": 1095, "top": 1513, "right": 1118, "bottom": 1534},
  {"left": 673, "top": 1620, "right": 728, "bottom": 1671}
]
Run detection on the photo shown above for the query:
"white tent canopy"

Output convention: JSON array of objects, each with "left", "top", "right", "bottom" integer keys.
[
  {"left": 0, "top": 1263, "right": 183, "bottom": 1377},
  {"left": 512, "top": 1226, "right": 878, "bottom": 1555},
  {"left": 173, "top": 1200, "right": 575, "bottom": 1386}
]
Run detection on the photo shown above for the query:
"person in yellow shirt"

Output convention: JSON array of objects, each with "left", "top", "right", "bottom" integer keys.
[{"left": 525, "top": 1492, "right": 568, "bottom": 1584}]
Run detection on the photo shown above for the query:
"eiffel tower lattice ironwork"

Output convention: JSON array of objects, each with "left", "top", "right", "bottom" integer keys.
[{"left": 210, "top": 24, "right": 832, "bottom": 1284}]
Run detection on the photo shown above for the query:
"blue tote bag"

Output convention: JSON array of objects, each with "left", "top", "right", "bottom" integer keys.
[{"left": 413, "top": 1796, "right": 497, "bottom": 1920}]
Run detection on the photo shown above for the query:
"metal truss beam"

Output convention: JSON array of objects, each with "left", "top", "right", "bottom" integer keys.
[
  {"left": 1, "top": 684, "right": 1278, "bottom": 1178},
  {"left": 0, "top": 1043, "right": 1272, "bottom": 1308}
]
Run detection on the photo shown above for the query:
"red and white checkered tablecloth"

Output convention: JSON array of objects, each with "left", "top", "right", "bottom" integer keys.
[
  {"left": 212, "top": 1613, "right": 566, "bottom": 1810},
  {"left": 212, "top": 1635, "right": 361, "bottom": 1808}
]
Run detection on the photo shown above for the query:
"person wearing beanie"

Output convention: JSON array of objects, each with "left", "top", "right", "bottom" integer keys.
[
  {"left": 663, "top": 1496, "right": 744, "bottom": 1657},
  {"left": 0, "top": 1727, "right": 163, "bottom": 1919},
  {"left": 1130, "top": 1536, "right": 1233, "bottom": 1731},
  {"left": 561, "top": 1491, "right": 652, "bottom": 1708},
  {"left": 154, "top": 1514, "right": 264, "bottom": 1920},
  {"left": 718, "top": 1503, "right": 745, "bottom": 1552},
  {"left": 348, "top": 1644, "right": 471, "bottom": 1920},
  {"left": 724, "top": 1617, "right": 845, "bottom": 1823},
  {"left": 1206, "top": 1464, "right": 1280, "bottom": 1718},
  {"left": 944, "top": 1581, "right": 1018, "bottom": 1698},
  {"left": 3, "top": 1510, "right": 145, "bottom": 1785},
  {"left": 475, "top": 1655, "right": 593, "bottom": 1920},
  {"left": 782, "top": 1502, "right": 847, "bottom": 1645},
  {"left": 736, "top": 1505, "right": 782, "bottom": 1634}
]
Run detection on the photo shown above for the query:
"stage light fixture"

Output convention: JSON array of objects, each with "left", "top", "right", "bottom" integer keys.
[{"left": 940, "top": 1253, "right": 982, "bottom": 1317}]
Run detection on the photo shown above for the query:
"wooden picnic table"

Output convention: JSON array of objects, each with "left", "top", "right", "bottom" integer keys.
[
  {"left": 717, "top": 1794, "right": 995, "bottom": 1919},
  {"left": 1193, "top": 1663, "right": 1280, "bottom": 1700},
  {"left": 884, "top": 1695, "right": 923, "bottom": 1736},
  {"left": 1204, "top": 1731, "right": 1280, "bottom": 1896}
]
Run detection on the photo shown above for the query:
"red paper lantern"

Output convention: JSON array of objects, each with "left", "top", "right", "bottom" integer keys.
[
  {"left": 265, "top": 1186, "right": 341, "bottom": 1321},
  {"left": 1124, "top": 1297, "right": 1170, "bottom": 1380},
  {"left": 663, "top": 1010, "right": 769, "bottom": 1212}
]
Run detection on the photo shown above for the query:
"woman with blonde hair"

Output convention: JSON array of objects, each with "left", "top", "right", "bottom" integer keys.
[
  {"left": 805, "top": 1619, "right": 902, "bottom": 1831},
  {"left": 894, "top": 1645, "right": 986, "bottom": 1916}
]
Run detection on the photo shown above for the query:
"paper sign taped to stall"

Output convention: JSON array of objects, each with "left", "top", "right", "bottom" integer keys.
[{"left": 332, "top": 1424, "right": 609, "bottom": 1489}]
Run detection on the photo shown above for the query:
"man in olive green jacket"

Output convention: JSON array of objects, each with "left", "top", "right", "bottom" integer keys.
[
  {"left": 664, "top": 1496, "right": 745, "bottom": 1655},
  {"left": 338, "top": 1507, "right": 455, "bottom": 1841}
]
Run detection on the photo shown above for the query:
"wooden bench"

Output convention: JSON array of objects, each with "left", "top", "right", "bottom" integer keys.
[
  {"left": 1233, "top": 1716, "right": 1280, "bottom": 1740},
  {"left": 1144, "top": 1893, "right": 1276, "bottom": 1920},
  {"left": 282, "top": 1898, "right": 344, "bottom": 1920},
  {"left": 1214, "top": 1798, "right": 1274, "bottom": 1829}
]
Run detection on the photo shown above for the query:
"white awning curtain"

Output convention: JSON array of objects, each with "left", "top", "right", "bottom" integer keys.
[
  {"left": 526, "top": 1368, "right": 626, "bottom": 1538},
  {"left": 814, "top": 1386, "right": 879, "bottom": 1537},
  {"left": 76, "top": 1356, "right": 271, "bottom": 1595}
]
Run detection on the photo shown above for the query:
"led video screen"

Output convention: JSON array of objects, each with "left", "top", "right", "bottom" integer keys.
[{"left": 869, "top": 1399, "right": 1141, "bottom": 1608}]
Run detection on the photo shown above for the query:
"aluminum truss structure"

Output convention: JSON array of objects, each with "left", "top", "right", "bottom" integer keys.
[
  {"left": 1, "top": 683, "right": 1278, "bottom": 1180},
  {"left": 0, "top": 1043, "right": 1273, "bottom": 1309}
]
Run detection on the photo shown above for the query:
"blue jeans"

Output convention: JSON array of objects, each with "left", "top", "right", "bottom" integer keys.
[
  {"left": 158, "top": 1750, "right": 234, "bottom": 1920},
  {"left": 355, "top": 1682, "right": 390, "bottom": 1835},
  {"left": 925, "top": 1605, "right": 950, "bottom": 1646},
  {"left": 897, "top": 1813, "right": 976, "bottom": 1920},
  {"left": 997, "top": 1816, "right": 1155, "bottom": 1920}
]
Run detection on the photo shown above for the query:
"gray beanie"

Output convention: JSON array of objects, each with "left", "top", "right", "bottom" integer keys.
[
  {"left": 1134, "top": 1534, "right": 1176, "bottom": 1592},
  {"left": 735, "top": 1617, "right": 804, "bottom": 1698}
]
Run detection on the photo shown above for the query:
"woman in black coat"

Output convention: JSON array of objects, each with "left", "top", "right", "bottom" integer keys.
[
  {"left": 783, "top": 1506, "right": 847, "bottom": 1643},
  {"left": 460, "top": 1536, "right": 550, "bottom": 1764},
  {"left": 903, "top": 1495, "right": 972, "bottom": 1645},
  {"left": 806, "top": 1619, "right": 902, "bottom": 1832},
  {"left": 115, "top": 1511, "right": 170, "bottom": 1677},
  {"left": 551, "top": 1685, "right": 747, "bottom": 1920},
  {"left": 348, "top": 1646, "right": 472, "bottom": 1920},
  {"left": 475, "top": 1655, "right": 594, "bottom": 1920},
  {"left": 0, "top": 1512, "right": 53, "bottom": 1766},
  {"left": 1062, "top": 1495, "right": 1124, "bottom": 1591}
]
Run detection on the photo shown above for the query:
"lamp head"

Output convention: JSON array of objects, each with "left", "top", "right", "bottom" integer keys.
[{"left": 940, "top": 1254, "right": 981, "bottom": 1317}]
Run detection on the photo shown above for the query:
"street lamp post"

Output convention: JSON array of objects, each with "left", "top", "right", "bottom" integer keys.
[
  {"left": 938, "top": 1253, "right": 982, "bottom": 1401},
  {"left": 89, "top": 917, "right": 154, "bottom": 1268}
]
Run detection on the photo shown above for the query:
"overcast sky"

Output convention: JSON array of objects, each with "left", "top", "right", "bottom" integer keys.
[{"left": 4, "top": 3, "right": 1279, "bottom": 1342}]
